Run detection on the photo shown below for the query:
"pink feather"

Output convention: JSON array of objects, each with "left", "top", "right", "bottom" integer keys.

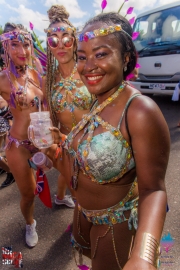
[
  {"left": 135, "top": 63, "right": 141, "bottom": 68},
  {"left": 126, "top": 73, "right": 134, "bottom": 80},
  {"left": 132, "top": 32, "right": 139, "bottom": 40},
  {"left": 129, "top": 17, "right": 135, "bottom": 25},
  {"left": 101, "top": 0, "right": 107, "bottom": 10},
  {"left": 126, "top": 7, "right": 134, "bottom": 15},
  {"left": 29, "top": 22, "right": 34, "bottom": 30}
]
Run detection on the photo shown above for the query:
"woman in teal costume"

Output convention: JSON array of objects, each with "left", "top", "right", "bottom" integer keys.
[{"left": 51, "top": 12, "right": 170, "bottom": 270}]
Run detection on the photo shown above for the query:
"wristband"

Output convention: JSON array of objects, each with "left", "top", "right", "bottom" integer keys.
[
  {"left": 61, "top": 134, "right": 67, "bottom": 143},
  {"left": 55, "top": 135, "right": 67, "bottom": 160},
  {"left": 140, "top": 232, "right": 160, "bottom": 268}
]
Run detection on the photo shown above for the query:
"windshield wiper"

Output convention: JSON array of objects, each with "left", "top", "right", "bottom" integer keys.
[
  {"left": 151, "top": 41, "right": 179, "bottom": 46},
  {"left": 138, "top": 43, "right": 156, "bottom": 54},
  {"left": 138, "top": 41, "right": 180, "bottom": 54}
]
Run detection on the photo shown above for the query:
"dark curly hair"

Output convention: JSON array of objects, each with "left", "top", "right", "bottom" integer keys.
[{"left": 83, "top": 12, "right": 137, "bottom": 79}]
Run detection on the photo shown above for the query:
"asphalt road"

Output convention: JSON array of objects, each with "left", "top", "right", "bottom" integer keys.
[{"left": 0, "top": 95, "right": 180, "bottom": 270}]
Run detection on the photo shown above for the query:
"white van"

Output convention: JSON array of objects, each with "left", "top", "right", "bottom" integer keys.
[{"left": 131, "top": 1, "right": 180, "bottom": 95}]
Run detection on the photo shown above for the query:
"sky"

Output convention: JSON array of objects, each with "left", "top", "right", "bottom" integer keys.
[{"left": 0, "top": 0, "right": 178, "bottom": 42}]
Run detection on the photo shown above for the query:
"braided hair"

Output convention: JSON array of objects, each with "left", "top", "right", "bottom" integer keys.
[
  {"left": 83, "top": 12, "right": 137, "bottom": 79},
  {"left": 45, "top": 5, "right": 77, "bottom": 126},
  {"left": 2, "top": 22, "right": 33, "bottom": 70}
]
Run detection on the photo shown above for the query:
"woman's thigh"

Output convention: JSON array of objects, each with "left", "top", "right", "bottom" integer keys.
[
  {"left": 5, "top": 143, "right": 36, "bottom": 198},
  {"left": 90, "top": 221, "right": 136, "bottom": 270},
  {"left": 72, "top": 204, "right": 92, "bottom": 258}
]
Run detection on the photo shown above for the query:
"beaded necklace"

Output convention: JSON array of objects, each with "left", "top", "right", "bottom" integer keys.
[
  {"left": 6, "top": 68, "right": 29, "bottom": 110},
  {"left": 6, "top": 67, "right": 41, "bottom": 111},
  {"left": 52, "top": 64, "right": 82, "bottom": 128},
  {"left": 67, "top": 82, "right": 126, "bottom": 189},
  {"left": 15, "top": 71, "right": 29, "bottom": 109}
]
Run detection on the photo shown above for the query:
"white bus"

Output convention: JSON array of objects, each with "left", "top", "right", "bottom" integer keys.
[{"left": 131, "top": 1, "right": 180, "bottom": 96}]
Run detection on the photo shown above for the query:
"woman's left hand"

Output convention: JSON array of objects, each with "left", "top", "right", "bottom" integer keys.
[{"left": 49, "top": 127, "right": 66, "bottom": 144}]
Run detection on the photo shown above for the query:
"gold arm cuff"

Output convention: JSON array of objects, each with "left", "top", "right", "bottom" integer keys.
[{"left": 140, "top": 232, "right": 160, "bottom": 269}]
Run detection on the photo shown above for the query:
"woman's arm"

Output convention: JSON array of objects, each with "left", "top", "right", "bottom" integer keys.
[
  {"left": 123, "top": 95, "right": 170, "bottom": 269},
  {"left": 0, "top": 71, "right": 11, "bottom": 101},
  {"left": 49, "top": 127, "right": 72, "bottom": 181}
]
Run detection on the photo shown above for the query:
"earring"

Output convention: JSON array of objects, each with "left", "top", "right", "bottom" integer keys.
[{"left": 124, "top": 66, "right": 127, "bottom": 72}]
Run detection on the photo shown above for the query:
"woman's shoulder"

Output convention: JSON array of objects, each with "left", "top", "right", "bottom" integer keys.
[
  {"left": 123, "top": 84, "right": 166, "bottom": 128},
  {"left": 125, "top": 84, "right": 158, "bottom": 111},
  {"left": 0, "top": 70, "right": 10, "bottom": 92},
  {"left": 28, "top": 67, "right": 44, "bottom": 89},
  {"left": 0, "top": 69, "right": 8, "bottom": 80},
  {"left": 29, "top": 67, "right": 42, "bottom": 80}
]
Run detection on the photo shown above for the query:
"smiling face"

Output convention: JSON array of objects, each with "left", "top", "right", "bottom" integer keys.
[
  {"left": 77, "top": 23, "right": 126, "bottom": 97},
  {"left": 7, "top": 32, "right": 31, "bottom": 66},
  {"left": 47, "top": 22, "right": 76, "bottom": 64}
]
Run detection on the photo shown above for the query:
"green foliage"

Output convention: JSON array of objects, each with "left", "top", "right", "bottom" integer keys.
[
  {"left": 37, "top": 38, "right": 44, "bottom": 45},
  {"left": 32, "top": 31, "right": 45, "bottom": 53},
  {"left": 0, "top": 25, "right": 3, "bottom": 35},
  {"left": 0, "top": 25, "right": 3, "bottom": 51}
]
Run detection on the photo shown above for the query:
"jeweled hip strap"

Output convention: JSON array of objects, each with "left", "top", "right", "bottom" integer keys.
[{"left": 79, "top": 197, "right": 138, "bottom": 226}]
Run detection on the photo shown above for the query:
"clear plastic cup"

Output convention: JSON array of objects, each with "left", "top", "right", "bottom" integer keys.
[
  {"left": 32, "top": 152, "right": 53, "bottom": 171},
  {"left": 28, "top": 111, "right": 53, "bottom": 149}
]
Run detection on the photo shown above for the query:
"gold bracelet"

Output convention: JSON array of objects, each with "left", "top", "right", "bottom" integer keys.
[{"left": 140, "top": 232, "right": 160, "bottom": 268}]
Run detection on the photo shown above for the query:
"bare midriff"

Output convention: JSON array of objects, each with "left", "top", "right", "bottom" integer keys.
[
  {"left": 75, "top": 167, "right": 138, "bottom": 211},
  {"left": 0, "top": 70, "right": 43, "bottom": 140}
]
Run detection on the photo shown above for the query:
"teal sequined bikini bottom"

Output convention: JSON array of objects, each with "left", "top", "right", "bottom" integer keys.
[
  {"left": 71, "top": 197, "right": 138, "bottom": 269},
  {"left": 79, "top": 197, "right": 138, "bottom": 227}
]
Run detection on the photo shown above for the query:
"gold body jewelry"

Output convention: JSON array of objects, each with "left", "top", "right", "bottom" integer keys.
[{"left": 140, "top": 232, "right": 160, "bottom": 268}]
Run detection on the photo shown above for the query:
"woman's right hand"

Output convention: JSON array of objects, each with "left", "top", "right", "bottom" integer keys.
[{"left": 49, "top": 127, "right": 66, "bottom": 144}]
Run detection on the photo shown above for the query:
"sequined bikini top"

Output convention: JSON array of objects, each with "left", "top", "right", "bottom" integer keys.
[
  {"left": 51, "top": 84, "right": 92, "bottom": 113},
  {"left": 51, "top": 64, "right": 92, "bottom": 114},
  {"left": 5, "top": 67, "right": 42, "bottom": 111},
  {"left": 67, "top": 87, "right": 141, "bottom": 188}
]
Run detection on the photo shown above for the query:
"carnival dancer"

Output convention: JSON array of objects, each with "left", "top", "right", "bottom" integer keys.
[
  {"left": 0, "top": 23, "right": 43, "bottom": 247},
  {"left": 44, "top": 5, "right": 93, "bottom": 207},
  {"left": 50, "top": 12, "right": 170, "bottom": 269},
  {"left": 0, "top": 95, "right": 15, "bottom": 188},
  {"left": 0, "top": 51, "right": 15, "bottom": 187},
  {"left": 0, "top": 47, "right": 5, "bottom": 71}
]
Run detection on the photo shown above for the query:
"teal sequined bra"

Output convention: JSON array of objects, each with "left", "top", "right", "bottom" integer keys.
[
  {"left": 66, "top": 85, "right": 141, "bottom": 189},
  {"left": 77, "top": 130, "right": 135, "bottom": 184}
]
